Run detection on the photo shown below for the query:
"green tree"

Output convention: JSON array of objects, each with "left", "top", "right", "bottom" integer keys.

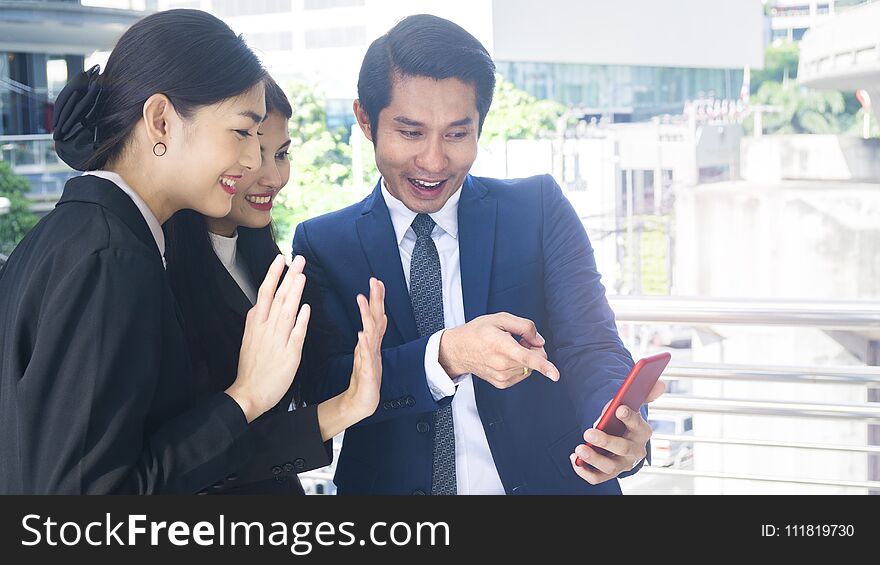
[
  {"left": 745, "top": 42, "right": 864, "bottom": 136},
  {"left": 0, "top": 161, "right": 38, "bottom": 256},
  {"left": 845, "top": 106, "right": 880, "bottom": 138},
  {"left": 271, "top": 82, "right": 364, "bottom": 247},
  {"left": 479, "top": 75, "right": 567, "bottom": 146},
  {"left": 749, "top": 81, "right": 851, "bottom": 134},
  {"left": 750, "top": 42, "right": 800, "bottom": 94}
]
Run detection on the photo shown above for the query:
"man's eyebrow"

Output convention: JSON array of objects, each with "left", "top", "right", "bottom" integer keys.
[
  {"left": 393, "top": 116, "right": 423, "bottom": 127},
  {"left": 392, "top": 116, "right": 474, "bottom": 127}
]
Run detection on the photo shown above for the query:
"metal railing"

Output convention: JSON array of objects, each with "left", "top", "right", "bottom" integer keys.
[
  {"left": 301, "top": 297, "right": 880, "bottom": 494},
  {"left": 0, "top": 134, "right": 68, "bottom": 173},
  {"left": 663, "top": 362, "right": 880, "bottom": 386},
  {"left": 607, "top": 296, "right": 880, "bottom": 332},
  {"left": 609, "top": 295, "right": 880, "bottom": 493}
]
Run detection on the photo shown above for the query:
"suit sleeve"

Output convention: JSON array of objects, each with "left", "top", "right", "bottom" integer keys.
[
  {"left": 227, "top": 404, "right": 332, "bottom": 486},
  {"left": 539, "top": 175, "right": 649, "bottom": 475},
  {"left": 293, "top": 222, "right": 437, "bottom": 426},
  {"left": 17, "top": 249, "right": 251, "bottom": 494}
]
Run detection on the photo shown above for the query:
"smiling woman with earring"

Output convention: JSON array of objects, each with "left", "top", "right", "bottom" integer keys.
[{"left": 0, "top": 9, "right": 384, "bottom": 495}]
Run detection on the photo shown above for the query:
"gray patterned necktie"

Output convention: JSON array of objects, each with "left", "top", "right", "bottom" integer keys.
[{"left": 409, "top": 213, "right": 456, "bottom": 495}]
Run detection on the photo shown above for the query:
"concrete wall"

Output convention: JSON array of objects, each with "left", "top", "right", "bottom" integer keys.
[
  {"left": 673, "top": 141, "right": 880, "bottom": 492},
  {"left": 741, "top": 135, "right": 880, "bottom": 183}
]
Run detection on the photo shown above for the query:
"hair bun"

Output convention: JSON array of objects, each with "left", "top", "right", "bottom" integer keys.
[{"left": 52, "top": 65, "right": 105, "bottom": 171}]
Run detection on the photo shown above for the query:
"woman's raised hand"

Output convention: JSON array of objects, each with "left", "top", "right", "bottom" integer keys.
[{"left": 226, "top": 254, "right": 311, "bottom": 422}]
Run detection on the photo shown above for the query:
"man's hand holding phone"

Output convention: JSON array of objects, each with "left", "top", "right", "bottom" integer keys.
[{"left": 569, "top": 353, "right": 669, "bottom": 485}]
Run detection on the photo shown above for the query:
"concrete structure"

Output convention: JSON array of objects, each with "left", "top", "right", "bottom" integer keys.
[
  {"left": 473, "top": 112, "right": 743, "bottom": 296},
  {"left": 798, "top": 1, "right": 880, "bottom": 123},
  {"left": 767, "top": 0, "right": 848, "bottom": 42},
  {"left": 674, "top": 134, "right": 880, "bottom": 493}
]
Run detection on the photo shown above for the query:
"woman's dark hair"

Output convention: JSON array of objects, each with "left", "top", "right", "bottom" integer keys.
[
  {"left": 53, "top": 9, "right": 266, "bottom": 171},
  {"left": 264, "top": 76, "right": 293, "bottom": 119},
  {"left": 356, "top": 14, "right": 496, "bottom": 142}
]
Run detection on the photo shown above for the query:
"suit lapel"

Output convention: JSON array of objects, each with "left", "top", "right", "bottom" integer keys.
[
  {"left": 58, "top": 175, "right": 159, "bottom": 259},
  {"left": 212, "top": 249, "right": 253, "bottom": 318},
  {"left": 458, "top": 175, "right": 497, "bottom": 322},
  {"left": 458, "top": 176, "right": 511, "bottom": 486},
  {"left": 356, "top": 183, "right": 419, "bottom": 342}
]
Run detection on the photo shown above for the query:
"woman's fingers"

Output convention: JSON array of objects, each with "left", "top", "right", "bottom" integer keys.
[
  {"left": 274, "top": 255, "right": 305, "bottom": 308},
  {"left": 368, "top": 279, "right": 387, "bottom": 350},
  {"left": 357, "top": 293, "right": 373, "bottom": 336},
  {"left": 270, "top": 271, "right": 306, "bottom": 338},
  {"left": 369, "top": 278, "right": 384, "bottom": 324},
  {"left": 287, "top": 303, "right": 311, "bottom": 350},
  {"left": 253, "top": 255, "right": 285, "bottom": 322}
]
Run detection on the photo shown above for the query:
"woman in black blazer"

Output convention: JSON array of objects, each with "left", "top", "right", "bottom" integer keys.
[
  {"left": 164, "top": 78, "right": 385, "bottom": 494},
  {"left": 0, "top": 10, "right": 385, "bottom": 494}
]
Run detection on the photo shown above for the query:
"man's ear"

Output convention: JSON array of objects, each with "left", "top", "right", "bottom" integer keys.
[{"left": 353, "top": 99, "right": 374, "bottom": 143}]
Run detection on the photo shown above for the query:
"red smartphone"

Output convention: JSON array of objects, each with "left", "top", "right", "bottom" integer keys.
[{"left": 575, "top": 351, "right": 671, "bottom": 468}]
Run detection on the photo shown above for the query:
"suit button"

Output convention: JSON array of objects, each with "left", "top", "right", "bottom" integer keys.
[
  {"left": 512, "top": 485, "right": 526, "bottom": 495},
  {"left": 196, "top": 489, "right": 209, "bottom": 495},
  {"left": 405, "top": 396, "right": 415, "bottom": 407},
  {"left": 211, "top": 480, "right": 223, "bottom": 490},
  {"left": 383, "top": 401, "right": 392, "bottom": 410},
  {"left": 226, "top": 473, "right": 238, "bottom": 481},
  {"left": 283, "top": 462, "right": 294, "bottom": 473},
  {"left": 412, "top": 489, "right": 426, "bottom": 495},
  {"left": 293, "top": 458, "right": 305, "bottom": 470},
  {"left": 271, "top": 465, "right": 282, "bottom": 475},
  {"left": 416, "top": 421, "right": 430, "bottom": 433},
  {"left": 391, "top": 399, "right": 401, "bottom": 408}
]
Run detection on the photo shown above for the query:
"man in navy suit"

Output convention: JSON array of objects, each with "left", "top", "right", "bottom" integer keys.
[{"left": 293, "top": 14, "right": 664, "bottom": 495}]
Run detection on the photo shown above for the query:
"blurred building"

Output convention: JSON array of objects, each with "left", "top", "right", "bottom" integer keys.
[
  {"left": 767, "top": 0, "right": 868, "bottom": 42},
  {"left": 0, "top": 0, "right": 147, "bottom": 202},
  {"left": 798, "top": 0, "right": 880, "bottom": 123},
  {"left": 159, "top": 0, "right": 764, "bottom": 126}
]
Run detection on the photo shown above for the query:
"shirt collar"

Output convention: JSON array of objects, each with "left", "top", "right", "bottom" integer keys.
[
  {"left": 380, "top": 179, "right": 462, "bottom": 245},
  {"left": 208, "top": 231, "right": 239, "bottom": 271},
  {"left": 83, "top": 170, "right": 166, "bottom": 261}
]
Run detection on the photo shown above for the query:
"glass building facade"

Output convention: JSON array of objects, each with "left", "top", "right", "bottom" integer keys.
[{"left": 495, "top": 61, "right": 744, "bottom": 122}]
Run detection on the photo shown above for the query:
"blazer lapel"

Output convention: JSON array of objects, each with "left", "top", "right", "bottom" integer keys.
[
  {"left": 57, "top": 175, "right": 160, "bottom": 259},
  {"left": 212, "top": 250, "right": 253, "bottom": 318},
  {"left": 355, "top": 182, "right": 419, "bottom": 342},
  {"left": 458, "top": 175, "right": 497, "bottom": 322}
]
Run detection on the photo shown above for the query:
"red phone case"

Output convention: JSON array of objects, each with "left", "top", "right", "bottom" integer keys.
[{"left": 575, "top": 351, "right": 671, "bottom": 468}]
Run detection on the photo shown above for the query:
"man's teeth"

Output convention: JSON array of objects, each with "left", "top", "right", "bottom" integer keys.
[
  {"left": 220, "top": 177, "right": 237, "bottom": 188},
  {"left": 245, "top": 195, "right": 272, "bottom": 204},
  {"left": 411, "top": 178, "right": 442, "bottom": 188}
]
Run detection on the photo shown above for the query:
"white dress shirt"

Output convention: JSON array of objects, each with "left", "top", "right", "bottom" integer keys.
[
  {"left": 381, "top": 182, "right": 506, "bottom": 495},
  {"left": 208, "top": 231, "right": 257, "bottom": 304},
  {"left": 83, "top": 170, "right": 166, "bottom": 268}
]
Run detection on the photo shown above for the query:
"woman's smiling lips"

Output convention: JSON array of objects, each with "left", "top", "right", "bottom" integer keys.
[
  {"left": 245, "top": 192, "right": 274, "bottom": 211},
  {"left": 219, "top": 175, "right": 241, "bottom": 195}
]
